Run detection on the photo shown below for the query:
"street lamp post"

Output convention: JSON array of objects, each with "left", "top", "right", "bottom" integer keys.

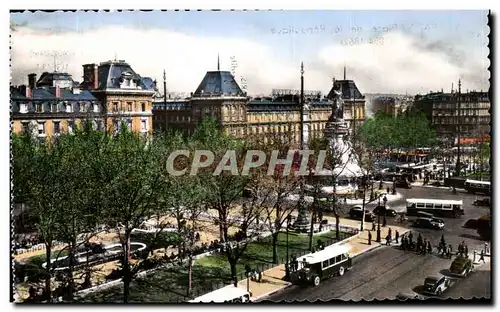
[
  {"left": 376, "top": 195, "right": 382, "bottom": 242},
  {"left": 383, "top": 195, "right": 388, "bottom": 227},
  {"left": 285, "top": 215, "right": 291, "bottom": 281}
]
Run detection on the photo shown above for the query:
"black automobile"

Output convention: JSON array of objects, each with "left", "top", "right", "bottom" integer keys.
[
  {"left": 423, "top": 275, "right": 451, "bottom": 296},
  {"left": 474, "top": 198, "right": 491, "bottom": 207},
  {"left": 449, "top": 256, "right": 474, "bottom": 277},
  {"left": 373, "top": 206, "right": 398, "bottom": 218},
  {"left": 413, "top": 217, "right": 444, "bottom": 230},
  {"left": 394, "top": 179, "right": 412, "bottom": 189},
  {"left": 348, "top": 206, "right": 375, "bottom": 222}
]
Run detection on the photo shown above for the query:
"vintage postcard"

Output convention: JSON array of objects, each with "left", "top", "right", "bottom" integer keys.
[{"left": 10, "top": 9, "right": 490, "bottom": 303}]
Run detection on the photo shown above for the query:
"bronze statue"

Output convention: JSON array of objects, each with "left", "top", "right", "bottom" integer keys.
[{"left": 331, "top": 79, "right": 344, "bottom": 120}]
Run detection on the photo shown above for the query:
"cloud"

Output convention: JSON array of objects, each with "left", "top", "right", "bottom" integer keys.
[
  {"left": 317, "top": 31, "right": 489, "bottom": 95},
  {"left": 10, "top": 26, "right": 489, "bottom": 96}
]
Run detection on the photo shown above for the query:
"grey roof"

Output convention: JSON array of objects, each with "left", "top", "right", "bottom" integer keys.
[
  {"left": 60, "top": 89, "right": 97, "bottom": 101},
  {"left": 193, "top": 71, "right": 244, "bottom": 97},
  {"left": 97, "top": 60, "right": 155, "bottom": 91},
  {"left": 10, "top": 87, "right": 26, "bottom": 100},
  {"left": 36, "top": 72, "right": 78, "bottom": 88},
  {"left": 327, "top": 80, "right": 364, "bottom": 100},
  {"left": 10, "top": 86, "right": 97, "bottom": 101}
]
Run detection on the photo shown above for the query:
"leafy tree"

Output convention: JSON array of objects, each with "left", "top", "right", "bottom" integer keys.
[
  {"left": 52, "top": 122, "right": 108, "bottom": 299},
  {"left": 191, "top": 118, "right": 254, "bottom": 282},
  {"left": 12, "top": 133, "right": 67, "bottom": 301},
  {"left": 101, "top": 128, "right": 165, "bottom": 303}
]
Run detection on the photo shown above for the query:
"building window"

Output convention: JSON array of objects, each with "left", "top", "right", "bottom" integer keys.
[
  {"left": 21, "top": 122, "right": 30, "bottom": 134},
  {"left": 126, "top": 119, "right": 132, "bottom": 131},
  {"left": 37, "top": 122, "right": 45, "bottom": 136},
  {"left": 20, "top": 103, "right": 27, "bottom": 113},
  {"left": 53, "top": 121, "right": 61, "bottom": 134},
  {"left": 36, "top": 103, "right": 43, "bottom": 113},
  {"left": 128, "top": 102, "right": 133, "bottom": 112},
  {"left": 113, "top": 103, "right": 118, "bottom": 112},
  {"left": 141, "top": 103, "right": 146, "bottom": 112},
  {"left": 68, "top": 121, "right": 75, "bottom": 134},
  {"left": 93, "top": 103, "right": 99, "bottom": 113},
  {"left": 74, "top": 102, "right": 80, "bottom": 113},
  {"left": 141, "top": 119, "right": 148, "bottom": 131}
]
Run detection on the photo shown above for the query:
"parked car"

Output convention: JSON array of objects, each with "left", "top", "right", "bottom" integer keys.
[
  {"left": 413, "top": 217, "right": 444, "bottom": 230},
  {"left": 373, "top": 206, "right": 398, "bottom": 218},
  {"left": 422, "top": 275, "right": 451, "bottom": 296},
  {"left": 348, "top": 206, "right": 375, "bottom": 222},
  {"left": 474, "top": 198, "right": 491, "bottom": 207},
  {"left": 395, "top": 179, "right": 412, "bottom": 189},
  {"left": 449, "top": 256, "right": 474, "bottom": 277}
]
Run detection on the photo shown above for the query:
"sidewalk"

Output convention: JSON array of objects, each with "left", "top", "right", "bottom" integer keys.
[{"left": 246, "top": 218, "right": 410, "bottom": 301}]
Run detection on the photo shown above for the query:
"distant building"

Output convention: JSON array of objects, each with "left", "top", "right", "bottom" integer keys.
[
  {"left": 413, "top": 89, "right": 490, "bottom": 140},
  {"left": 152, "top": 64, "right": 367, "bottom": 146},
  {"left": 80, "top": 60, "right": 157, "bottom": 136},
  {"left": 11, "top": 72, "right": 103, "bottom": 138},
  {"left": 371, "top": 95, "right": 413, "bottom": 117}
]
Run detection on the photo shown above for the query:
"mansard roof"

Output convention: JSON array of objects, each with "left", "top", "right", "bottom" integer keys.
[
  {"left": 36, "top": 72, "right": 79, "bottom": 88},
  {"left": 327, "top": 80, "right": 364, "bottom": 100},
  {"left": 97, "top": 60, "right": 156, "bottom": 91},
  {"left": 193, "top": 71, "right": 245, "bottom": 97}
]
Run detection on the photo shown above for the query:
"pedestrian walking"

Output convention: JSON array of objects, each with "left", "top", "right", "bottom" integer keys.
[
  {"left": 372, "top": 221, "right": 376, "bottom": 231},
  {"left": 479, "top": 250, "right": 485, "bottom": 263},
  {"left": 440, "top": 235, "right": 446, "bottom": 248},
  {"left": 386, "top": 234, "right": 391, "bottom": 246},
  {"left": 401, "top": 237, "right": 406, "bottom": 251},
  {"left": 388, "top": 227, "right": 392, "bottom": 238},
  {"left": 422, "top": 239, "right": 427, "bottom": 255},
  {"left": 427, "top": 241, "right": 432, "bottom": 254},
  {"left": 368, "top": 231, "right": 372, "bottom": 245},
  {"left": 395, "top": 230, "right": 399, "bottom": 244},
  {"left": 447, "top": 244, "right": 453, "bottom": 259}
]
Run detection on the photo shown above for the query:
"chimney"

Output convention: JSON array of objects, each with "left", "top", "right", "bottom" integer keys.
[
  {"left": 28, "top": 73, "right": 37, "bottom": 90},
  {"left": 25, "top": 86, "right": 32, "bottom": 98},
  {"left": 83, "top": 63, "right": 99, "bottom": 90}
]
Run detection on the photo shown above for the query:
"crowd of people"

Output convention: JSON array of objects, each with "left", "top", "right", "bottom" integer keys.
[{"left": 13, "top": 234, "right": 43, "bottom": 251}]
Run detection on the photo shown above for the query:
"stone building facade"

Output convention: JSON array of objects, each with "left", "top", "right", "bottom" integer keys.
[
  {"left": 12, "top": 60, "right": 157, "bottom": 138},
  {"left": 413, "top": 90, "right": 490, "bottom": 139},
  {"left": 80, "top": 60, "right": 156, "bottom": 136},
  {"left": 152, "top": 68, "right": 366, "bottom": 146},
  {"left": 11, "top": 72, "right": 103, "bottom": 138}
]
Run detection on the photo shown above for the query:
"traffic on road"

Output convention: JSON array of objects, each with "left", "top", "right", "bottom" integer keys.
[{"left": 264, "top": 184, "right": 491, "bottom": 302}]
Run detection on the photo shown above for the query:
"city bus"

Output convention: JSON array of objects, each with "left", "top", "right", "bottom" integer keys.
[
  {"left": 293, "top": 244, "right": 351, "bottom": 286},
  {"left": 406, "top": 198, "right": 464, "bottom": 218},
  {"left": 189, "top": 285, "right": 251, "bottom": 303},
  {"left": 464, "top": 179, "right": 491, "bottom": 195}
]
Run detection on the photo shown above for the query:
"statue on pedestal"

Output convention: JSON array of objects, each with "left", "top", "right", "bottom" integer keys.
[{"left": 331, "top": 80, "right": 344, "bottom": 121}]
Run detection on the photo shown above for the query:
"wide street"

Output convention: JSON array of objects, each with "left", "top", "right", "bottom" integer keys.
[{"left": 265, "top": 185, "right": 491, "bottom": 302}]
